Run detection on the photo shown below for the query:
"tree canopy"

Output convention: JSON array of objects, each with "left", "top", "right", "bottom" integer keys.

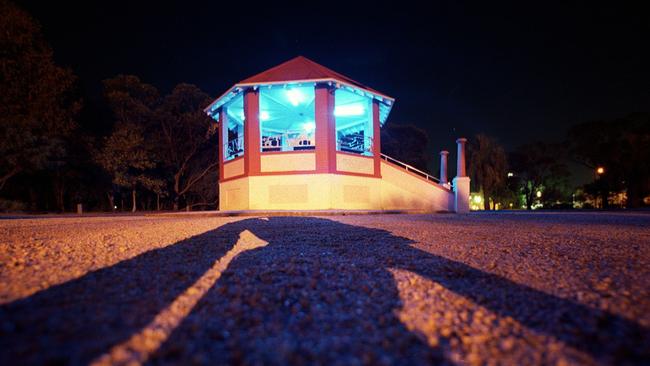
[
  {"left": 567, "top": 114, "right": 650, "bottom": 208},
  {"left": 96, "top": 76, "right": 217, "bottom": 212},
  {"left": 157, "top": 83, "right": 218, "bottom": 209},
  {"left": 0, "top": 0, "right": 80, "bottom": 191},
  {"left": 509, "top": 142, "right": 570, "bottom": 210},
  {"left": 468, "top": 134, "right": 508, "bottom": 210}
]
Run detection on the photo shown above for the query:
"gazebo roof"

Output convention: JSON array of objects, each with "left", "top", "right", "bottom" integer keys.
[
  {"left": 205, "top": 56, "right": 394, "bottom": 123},
  {"left": 238, "top": 56, "right": 386, "bottom": 95}
]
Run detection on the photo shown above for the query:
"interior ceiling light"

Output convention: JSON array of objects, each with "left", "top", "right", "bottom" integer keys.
[
  {"left": 334, "top": 104, "right": 365, "bottom": 117},
  {"left": 286, "top": 89, "right": 305, "bottom": 106}
]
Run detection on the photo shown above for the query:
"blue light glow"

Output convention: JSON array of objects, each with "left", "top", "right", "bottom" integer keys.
[
  {"left": 334, "top": 104, "right": 365, "bottom": 116},
  {"left": 302, "top": 121, "right": 315, "bottom": 132},
  {"left": 286, "top": 89, "right": 305, "bottom": 106}
]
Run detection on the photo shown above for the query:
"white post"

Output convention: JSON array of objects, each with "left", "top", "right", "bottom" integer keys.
[
  {"left": 456, "top": 138, "right": 467, "bottom": 177},
  {"left": 453, "top": 138, "right": 470, "bottom": 213},
  {"left": 439, "top": 150, "right": 449, "bottom": 185}
]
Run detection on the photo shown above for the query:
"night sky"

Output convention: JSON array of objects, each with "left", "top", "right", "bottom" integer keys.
[{"left": 16, "top": 1, "right": 649, "bottom": 181}]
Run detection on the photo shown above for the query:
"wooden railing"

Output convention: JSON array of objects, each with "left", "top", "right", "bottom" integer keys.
[{"left": 380, "top": 153, "right": 441, "bottom": 184}]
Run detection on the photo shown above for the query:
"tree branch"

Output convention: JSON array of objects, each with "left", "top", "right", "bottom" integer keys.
[
  {"left": 0, "top": 166, "right": 21, "bottom": 192},
  {"left": 178, "top": 161, "right": 219, "bottom": 196}
]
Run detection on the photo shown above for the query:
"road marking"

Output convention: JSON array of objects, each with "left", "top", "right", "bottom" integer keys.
[{"left": 91, "top": 229, "right": 268, "bottom": 366}]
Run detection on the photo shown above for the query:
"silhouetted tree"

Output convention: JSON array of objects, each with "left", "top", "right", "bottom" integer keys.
[
  {"left": 0, "top": 0, "right": 80, "bottom": 192},
  {"left": 156, "top": 84, "right": 218, "bottom": 210},
  {"left": 510, "top": 142, "right": 569, "bottom": 210},
  {"left": 97, "top": 75, "right": 162, "bottom": 212},
  {"left": 468, "top": 134, "right": 508, "bottom": 210},
  {"left": 567, "top": 114, "right": 650, "bottom": 208},
  {"left": 380, "top": 122, "right": 430, "bottom": 171},
  {"left": 96, "top": 123, "right": 164, "bottom": 212}
]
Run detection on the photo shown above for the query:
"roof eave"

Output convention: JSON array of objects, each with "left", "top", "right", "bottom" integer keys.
[
  {"left": 236, "top": 78, "right": 395, "bottom": 103},
  {"left": 204, "top": 78, "right": 395, "bottom": 123}
]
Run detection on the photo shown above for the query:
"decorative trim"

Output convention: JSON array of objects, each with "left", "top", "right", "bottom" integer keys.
[
  {"left": 333, "top": 170, "right": 379, "bottom": 179},
  {"left": 258, "top": 171, "right": 318, "bottom": 176},
  {"left": 221, "top": 170, "right": 381, "bottom": 180},
  {"left": 335, "top": 150, "right": 374, "bottom": 160},
  {"left": 219, "top": 173, "right": 247, "bottom": 183},
  {"left": 260, "top": 150, "right": 316, "bottom": 156}
]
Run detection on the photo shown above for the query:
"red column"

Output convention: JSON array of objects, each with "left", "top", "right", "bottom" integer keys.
[
  {"left": 315, "top": 84, "right": 336, "bottom": 173},
  {"left": 218, "top": 111, "right": 225, "bottom": 182},
  {"left": 244, "top": 88, "right": 261, "bottom": 175},
  {"left": 372, "top": 100, "right": 381, "bottom": 177}
]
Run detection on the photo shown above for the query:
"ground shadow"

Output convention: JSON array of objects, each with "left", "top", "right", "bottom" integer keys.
[
  {"left": 1, "top": 217, "right": 648, "bottom": 365},
  {"left": 0, "top": 221, "right": 244, "bottom": 365}
]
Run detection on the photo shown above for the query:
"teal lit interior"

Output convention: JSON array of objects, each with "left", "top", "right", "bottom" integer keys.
[
  {"left": 219, "top": 84, "right": 380, "bottom": 160},
  {"left": 224, "top": 93, "right": 244, "bottom": 161},
  {"left": 335, "top": 88, "right": 374, "bottom": 156},
  {"left": 259, "top": 85, "right": 316, "bottom": 152}
]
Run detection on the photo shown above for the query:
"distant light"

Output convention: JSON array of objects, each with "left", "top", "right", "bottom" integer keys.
[
  {"left": 334, "top": 104, "right": 365, "bottom": 116},
  {"left": 113, "top": 205, "right": 117, "bottom": 209},
  {"left": 507, "top": 172, "right": 514, "bottom": 177},
  {"left": 536, "top": 191, "right": 542, "bottom": 198},
  {"left": 596, "top": 166, "right": 605, "bottom": 175},
  {"left": 260, "top": 111, "right": 270, "bottom": 121},
  {"left": 473, "top": 195, "right": 482, "bottom": 204},
  {"left": 286, "top": 89, "right": 305, "bottom": 106},
  {"left": 302, "top": 121, "right": 315, "bottom": 133}
]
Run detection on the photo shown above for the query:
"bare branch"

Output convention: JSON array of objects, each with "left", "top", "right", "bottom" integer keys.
[
  {"left": 0, "top": 166, "right": 21, "bottom": 192},
  {"left": 178, "top": 161, "right": 219, "bottom": 196}
]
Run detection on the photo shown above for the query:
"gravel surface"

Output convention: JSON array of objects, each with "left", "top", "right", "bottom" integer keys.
[{"left": 0, "top": 212, "right": 648, "bottom": 365}]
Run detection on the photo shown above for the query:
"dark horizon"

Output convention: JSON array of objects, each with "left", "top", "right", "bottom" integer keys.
[{"left": 15, "top": 1, "right": 650, "bottom": 183}]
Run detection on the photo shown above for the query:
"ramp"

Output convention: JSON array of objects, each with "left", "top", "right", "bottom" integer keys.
[{"left": 379, "top": 154, "right": 454, "bottom": 212}]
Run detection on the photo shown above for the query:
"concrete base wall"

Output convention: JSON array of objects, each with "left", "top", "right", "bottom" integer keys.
[
  {"left": 219, "top": 177, "right": 250, "bottom": 210},
  {"left": 453, "top": 176, "right": 471, "bottom": 213},
  {"left": 219, "top": 161, "right": 456, "bottom": 212}
]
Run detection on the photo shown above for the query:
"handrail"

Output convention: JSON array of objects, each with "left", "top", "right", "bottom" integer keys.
[{"left": 380, "top": 153, "right": 441, "bottom": 184}]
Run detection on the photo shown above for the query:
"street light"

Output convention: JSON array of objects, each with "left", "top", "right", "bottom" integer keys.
[{"left": 594, "top": 166, "right": 606, "bottom": 209}]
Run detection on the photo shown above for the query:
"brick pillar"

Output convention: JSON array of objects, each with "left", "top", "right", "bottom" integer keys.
[
  {"left": 315, "top": 84, "right": 336, "bottom": 173},
  {"left": 372, "top": 100, "right": 381, "bottom": 177},
  {"left": 218, "top": 111, "right": 226, "bottom": 183},
  {"left": 244, "top": 88, "right": 260, "bottom": 175}
]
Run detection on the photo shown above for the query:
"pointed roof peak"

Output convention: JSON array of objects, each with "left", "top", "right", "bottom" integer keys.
[{"left": 237, "top": 56, "right": 387, "bottom": 97}]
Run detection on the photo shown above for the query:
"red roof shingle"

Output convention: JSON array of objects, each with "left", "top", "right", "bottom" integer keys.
[{"left": 237, "top": 56, "right": 388, "bottom": 97}]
